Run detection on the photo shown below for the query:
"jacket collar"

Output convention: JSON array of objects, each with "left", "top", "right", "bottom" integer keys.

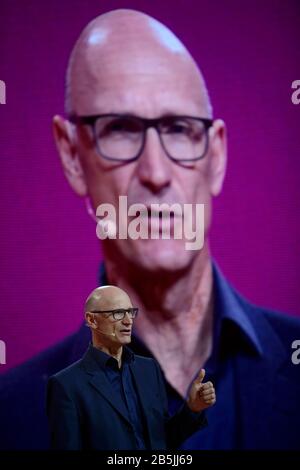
[
  {"left": 87, "top": 342, "right": 134, "bottom": 369},
  {"left": 212, "top": 259, "right": 263, "bottom": 356},
  {"left": 211, "top": 261, "right": 288, "bottom": 447}
]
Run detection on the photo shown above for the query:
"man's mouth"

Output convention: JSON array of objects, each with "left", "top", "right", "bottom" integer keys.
[
  {"left": 145, "top": 207, "right": 181, "bottom": 219},
  {"left": 119, "top": 329, "right": 131, "bottom": 335},
  {"left": 124, "top": 204, "right": 183, "bottom": 238}
]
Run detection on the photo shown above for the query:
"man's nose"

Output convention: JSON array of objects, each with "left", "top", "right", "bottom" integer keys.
[
  {"left": 136, "top": 128, "right": 172, "bottom": 194},
  {"left": 122, "top": 312, "right": 133, "bottom": 325}
]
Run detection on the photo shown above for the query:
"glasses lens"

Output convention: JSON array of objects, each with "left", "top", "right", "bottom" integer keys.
[
  {"left": 160, "top": 117, "right": 208, "bottom": 160},
  {"left": 112, "top": 308, "right": 138, "bottom": 320},
  {"left": 112, "top": 309, "right": 126, "bottom": 320},
  {"left": 130, "top": 308, "right": 138, "bottom": 318},
  {"left": 95, "top": 116, "right": 143, "bottom": 160}
]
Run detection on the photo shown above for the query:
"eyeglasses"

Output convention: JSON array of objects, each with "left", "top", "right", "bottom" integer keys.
[
  {"left": 69, "top": 113, "right": 213, "bottom": 162},
  {"left": 89, "top": 307, "right": 139, "bottom": 321}
]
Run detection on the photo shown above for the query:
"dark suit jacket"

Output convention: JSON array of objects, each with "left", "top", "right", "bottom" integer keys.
[
  {"left": 1, "top": 261, "right": 300, "bottom": 449},
  {"left": 46, "top": 345, "right": 207, "bottom": 450}
]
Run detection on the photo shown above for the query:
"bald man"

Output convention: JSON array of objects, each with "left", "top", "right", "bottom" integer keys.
[
  {"left": 47, "top": 286, "right": 214, "bottom": 450},
  {"left": 1, "top": 8, "right": 300, "bottom": 451}
]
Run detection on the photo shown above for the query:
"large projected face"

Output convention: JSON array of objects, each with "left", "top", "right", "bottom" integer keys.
[{"left": 54, "top": 10, "right": 227, "bottom": 273}]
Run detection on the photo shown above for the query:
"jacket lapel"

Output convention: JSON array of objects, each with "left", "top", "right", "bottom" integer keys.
[
  {"left": 89, "top": 373, "right": 130, "bottom": 424},
  {"left": 81, "top": 346, "right": 131, "bottom": 425}
]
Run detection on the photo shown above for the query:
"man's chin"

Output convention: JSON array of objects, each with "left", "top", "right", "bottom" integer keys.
[
  {"left": 117, "top": 334, "right": 132, "bottom": 342},
  {"left": 125, "top": 238, "right": 196, "bottom": 273},
  {"left": 122, "top": 337, "right": 131, "bottom": 345}
]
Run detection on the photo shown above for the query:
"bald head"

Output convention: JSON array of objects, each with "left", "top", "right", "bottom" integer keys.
[
  {"left": 65, "top": 8, "right": 212, "bottom": 117},
  {"left": 85, "top": 285, "right": 132, "bottom": 313}
]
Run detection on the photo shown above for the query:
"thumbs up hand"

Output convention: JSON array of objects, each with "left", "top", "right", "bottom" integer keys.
[{"left": 187, "top": 369, "right": 216, "bottom": 412}]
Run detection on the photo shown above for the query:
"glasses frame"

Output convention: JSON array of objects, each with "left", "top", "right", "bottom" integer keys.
[
  {"left": 89, "top": 307, "right": 139, "bottom": 321},
  {"left": 68, "top": 113, "right": 213, "bottom": 162}
]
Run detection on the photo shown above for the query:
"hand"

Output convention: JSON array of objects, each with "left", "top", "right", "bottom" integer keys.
[{"left": 187, "top": 369, "right": 216, "bottom": 413}]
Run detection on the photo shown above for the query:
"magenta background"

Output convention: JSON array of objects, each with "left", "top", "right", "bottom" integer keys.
[{"left": 0, "top": 0, "right": 299, "bottom": 373}]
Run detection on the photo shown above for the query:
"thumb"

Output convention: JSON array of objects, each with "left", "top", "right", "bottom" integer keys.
[{"left": 196, "top": 368, "right": 205, "bottom": 384}]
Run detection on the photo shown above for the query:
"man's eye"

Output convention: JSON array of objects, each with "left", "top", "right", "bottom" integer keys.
[
  {"left": 171, "top": 125, "right": 186, "bottom": 133},
  {"left": 108, "top": 120, "right": 127, "bottom": 132},
  {"left": 163, "top": 121, "right": 190, "bottom": 134},
  {"left": 114, "top": 310, "right": 126, "bottom": 317},
  {"left": 107, "top": 119, "right": 140, "bottom": 133}
]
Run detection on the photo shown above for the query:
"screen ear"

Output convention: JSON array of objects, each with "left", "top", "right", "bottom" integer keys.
[
  {"left": 208, "top": 119, "right": 227, "bottom": 197},
  {"left": 53, "top": 115, "right": 87, "bottom": 196}
]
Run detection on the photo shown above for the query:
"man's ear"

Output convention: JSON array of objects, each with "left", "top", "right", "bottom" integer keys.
[
  {"left": 208, "top": 119, "right": 227, "bottom": 197},
  {"left": 85, "top": 312, "right": 96, "bottom": 329},
  {"left": 52, "top": 115, "right": 87, "bottom": 196}
]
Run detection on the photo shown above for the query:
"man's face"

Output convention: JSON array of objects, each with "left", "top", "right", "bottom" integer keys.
[
  {"left": 92, "top": 296, "right": 134, "bottom": 346},
  {"left": 62, "top": 28, "right": 226, "bottom": 273}
]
